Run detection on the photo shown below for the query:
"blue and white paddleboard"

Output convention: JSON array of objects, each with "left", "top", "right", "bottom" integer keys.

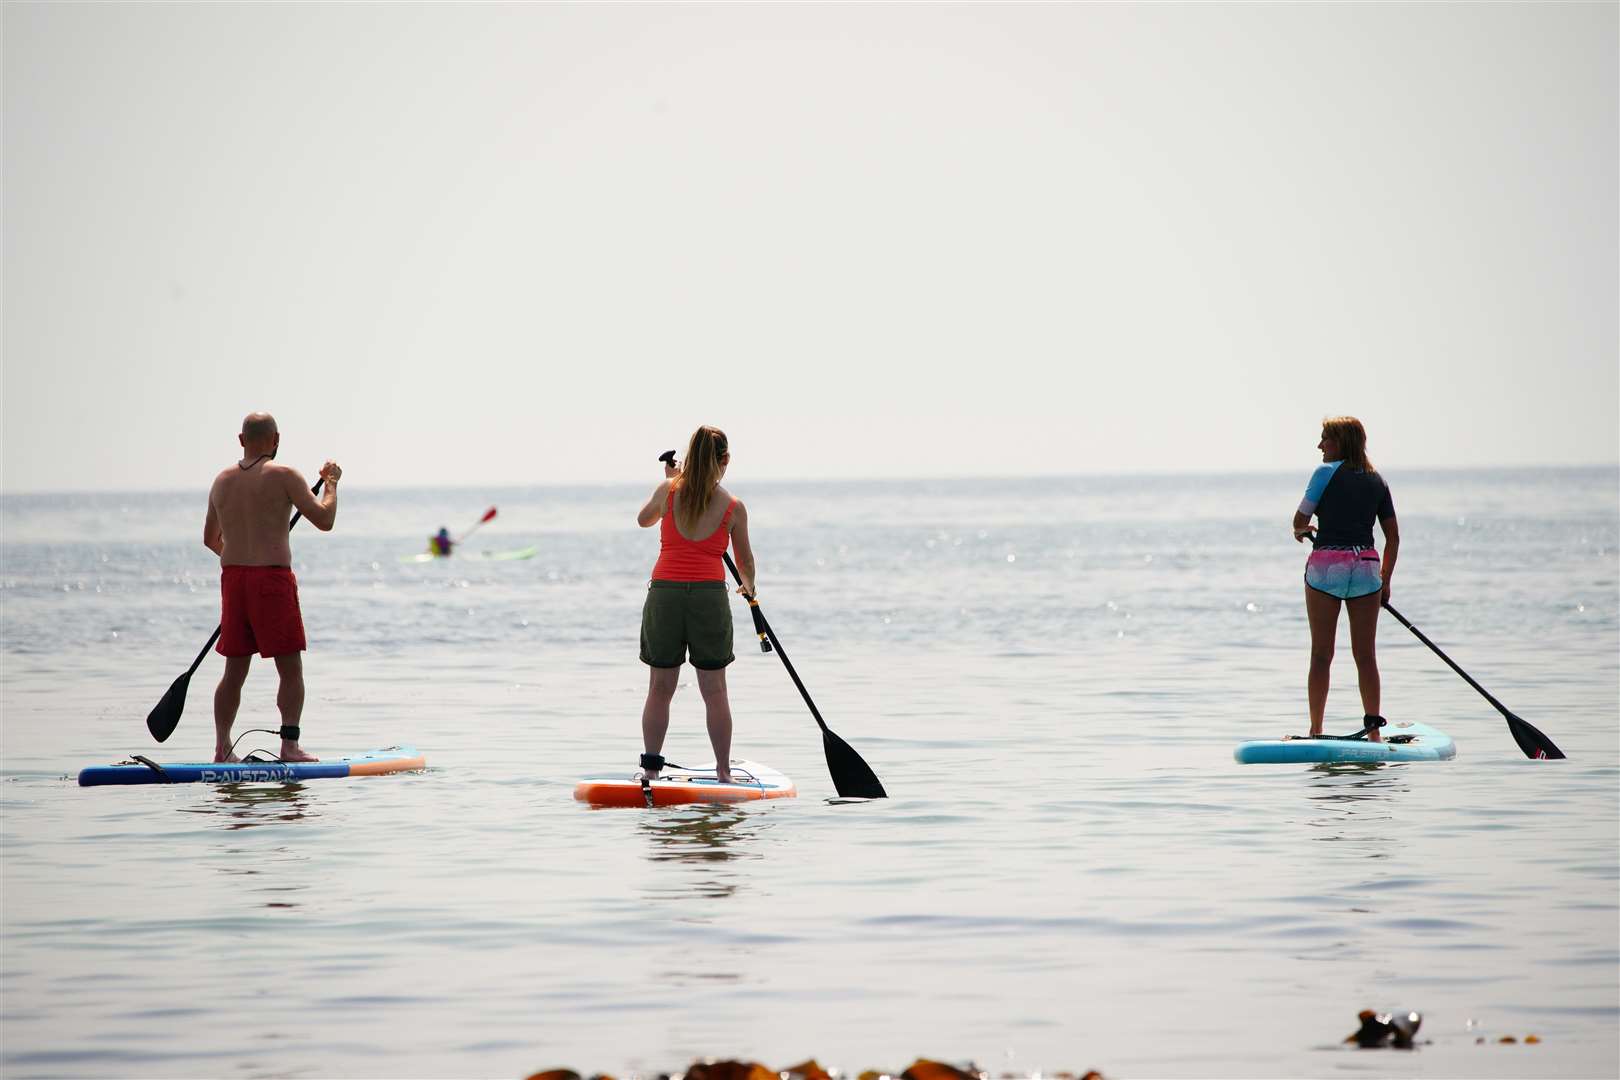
[
  {"left": 1234, "top": 721, "right": 1455, "bottom": 764},
  {"left": 78, "top": 746, "right": 427, "bottom": 786}
]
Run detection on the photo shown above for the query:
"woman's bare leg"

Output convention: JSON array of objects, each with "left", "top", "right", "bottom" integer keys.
[
  {"left": 1305, "top": 585, "right": 1342, "bottom": 735},
  {"left": 694, "top": 667, "right": 733, "bottom": 783},
  {"left": 640, "top": 666, "right": 680, "bottom": 776},
  {"left": 1345, "top": 592, "right": 1382, "bottom": 739}
]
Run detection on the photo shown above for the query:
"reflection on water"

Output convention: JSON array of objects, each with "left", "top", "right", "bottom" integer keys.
[
  {"left": 1306, "top": 763, "right": 1412, "bottom": 800},
  {"left": 1301, "top": 765, "right": 1411, "bottom": 852},
  {"left": 640, "top": 805, "right": 766, "bottom": 902},
  {"left": 161, "top": 784, "right": 321, "bottom": 910},
  {"left": 178, "top": 781, "right": 319, "bottom": 831}
]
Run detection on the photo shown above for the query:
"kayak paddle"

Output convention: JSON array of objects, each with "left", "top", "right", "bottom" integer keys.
[
  {"left": 146, "top": 477, "right": 323, "bottom": 743},
  {"left": 723, "top": 551, "right": 887, "bottom": 798},
  {"left": 1382, "top": 601, "right": 1565, "bottom": 759},
  {"left": 456, "top": 506, "right": 498, "bottom": 544}
]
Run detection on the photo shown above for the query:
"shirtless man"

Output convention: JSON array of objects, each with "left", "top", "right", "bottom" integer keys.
[{"left": 203, "top": 413, "right": 341, "bottom": 763}]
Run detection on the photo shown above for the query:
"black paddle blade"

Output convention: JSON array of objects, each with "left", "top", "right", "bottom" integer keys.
[
  {"left": 823, "top": 727, "right": 886, "bottom": 799},
  {"left": 1506, "top": 710, "right": 1565, "bottom": 760},
  {"left": 145, "top": 671, "right": 191, "bottom": 743}
]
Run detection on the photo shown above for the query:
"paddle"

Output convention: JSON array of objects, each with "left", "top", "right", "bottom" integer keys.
[
  {"left": 1382, "top": 601, "right": 1565, "bottom": 760},
  {"left": 145, "top": 478, "right": 324, "bottom": 743},
  {"left": 455, "top": 506, "right": 498, "bottom": 545},
  {"left": 723, "top": 551, "right": 887, "bottom": 798}
]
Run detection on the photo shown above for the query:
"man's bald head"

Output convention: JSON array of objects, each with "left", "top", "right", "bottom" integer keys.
[
  {"left": 239, "top": 412, "right": 280, "bottom": 458},
  {"left": 242, "top": 412, "right": 278, "bottom": 441}
]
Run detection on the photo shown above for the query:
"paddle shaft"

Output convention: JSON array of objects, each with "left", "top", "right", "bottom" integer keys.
[
  {"left": 1382, "top": 601, "right": 1513, "bottom": 716},
  {"left": 454, "top": 507, "right": 498, "bottom": 545},
  {"left": 723, "top": 552, "right": 829, "bottom": 733},
  {"left": 1383, "top": 600, "right": 1564, "bottom": 758}
]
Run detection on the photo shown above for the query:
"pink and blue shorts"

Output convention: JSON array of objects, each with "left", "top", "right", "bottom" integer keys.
[{"left": 1305, "top": 547, "right": 1382, "bottom": 600}]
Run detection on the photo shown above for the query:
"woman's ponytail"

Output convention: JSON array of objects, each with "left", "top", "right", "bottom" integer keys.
[{"left": 673, "top": 425, "right": 729, "bottom": 533}]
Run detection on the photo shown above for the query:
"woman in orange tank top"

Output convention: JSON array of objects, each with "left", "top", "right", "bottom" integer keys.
[{"left": 634, "top": 426, "right": 757, "bottom": 785}]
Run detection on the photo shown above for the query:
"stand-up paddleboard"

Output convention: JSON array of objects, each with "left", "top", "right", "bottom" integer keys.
[
  {"left": 398, "top": 545, "right": 538, "bottom": 564},
  {"left": 79, "top": 746, "right": 427, "bottom": 787},
  {"left": 1234, "top": 721, "right": 1455, "bottom": 764},
  {"left": 575, "top": 760, "right": 796, "bottom": 808}
]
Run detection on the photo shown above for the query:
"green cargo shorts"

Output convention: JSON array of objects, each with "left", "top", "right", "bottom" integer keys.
[{"left": 639, "top": 579, "right": 734, "bottom": 670}]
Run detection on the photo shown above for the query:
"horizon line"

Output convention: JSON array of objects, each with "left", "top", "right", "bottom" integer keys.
[{"left": 2, "top": 460, "right": 1617, "bottom": 499}]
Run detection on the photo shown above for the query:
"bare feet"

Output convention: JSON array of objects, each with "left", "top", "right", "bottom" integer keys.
[
  {"left": 213, "top": 749, "right": 241, "bottom": 763},
  {"left": 280, "top": 741, "right": 319, "bottom": 763}
]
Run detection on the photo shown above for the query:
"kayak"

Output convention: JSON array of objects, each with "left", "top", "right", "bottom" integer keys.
[
  {"left": 574, "top": 759, "right": 797, "bottom": 808},
  {"left": 78, "top": 745, "right": 427, "bottom": 786},
  {"left": 1234, "top": 721, "right": 1456, "bottom": 764},
  {"left": 481, "top": 545, "right": 538, "bottom": 561},
  {"left": 398, "top": 545, "right": 538, "bottom": 563}
]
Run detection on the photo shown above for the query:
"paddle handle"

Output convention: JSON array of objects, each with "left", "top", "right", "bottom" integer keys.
[
  {"left": 1382, "top": 601, "right": 1514, "bottom": 718},
  {"left": 724, "top": 552, "right": 829, "bottom": 734}
]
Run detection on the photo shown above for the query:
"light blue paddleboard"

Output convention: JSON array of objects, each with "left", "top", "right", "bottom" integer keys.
[{"left": 1234, "top": 720, "right": 1455, "bottom": 764}]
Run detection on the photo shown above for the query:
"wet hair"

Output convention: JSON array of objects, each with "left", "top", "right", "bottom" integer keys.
[
  {"left": 1321, "top": 415, "right": 1374, "bottom": 472},
  {"left": 672, "top": 425, "right": 729, "bottom": 534},
  {"left": 241, "top": 412, "right": 278, "bottom": 443}
]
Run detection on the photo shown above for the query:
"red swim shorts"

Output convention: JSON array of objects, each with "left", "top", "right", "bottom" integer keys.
[{"left": 217, "top": 565, "right": 307, "bottom": 658}]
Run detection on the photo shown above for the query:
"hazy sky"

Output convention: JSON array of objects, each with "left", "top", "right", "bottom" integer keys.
[{"left": 4, "top": 2, "right": 1616, "bottom": 493}]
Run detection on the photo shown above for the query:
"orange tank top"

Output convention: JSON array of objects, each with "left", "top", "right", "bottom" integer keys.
[{"left": 652, "top": 489, "right": 735, "bottom": 582}]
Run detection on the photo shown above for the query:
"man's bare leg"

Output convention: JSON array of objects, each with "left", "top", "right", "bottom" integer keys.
[
  {"left": 695, "top": 667, "right": 733, "bottom": 783},
  {"left": 214, "top": 655, "right": 252, "bottom": 762},
  {"left": 273, "top": 653, "right": 318, "bottom": 762},
  {"left": 640, "top": 666, "right": 680, "bottom": 778}
]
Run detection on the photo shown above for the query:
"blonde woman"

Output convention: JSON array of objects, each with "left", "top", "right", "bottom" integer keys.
[
  {"left": 1292, "top": 416, "right": 1400, "bottom": 739},
  {"left": 634, "top": 426, "right": 756, "bottom": 783}
]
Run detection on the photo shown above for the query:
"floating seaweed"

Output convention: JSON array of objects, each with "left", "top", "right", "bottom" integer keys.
[
  {"left": 525, "top": 1058, "right": 1104, "bottom": 1080},
  {"left": 1346, "top": 1010, "right": 1423, "bottom": 1049}
]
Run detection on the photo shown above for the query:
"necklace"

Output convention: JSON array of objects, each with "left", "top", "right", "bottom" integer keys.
[{"left": 239, "top": 453, "right": 271, "bottom": 471}]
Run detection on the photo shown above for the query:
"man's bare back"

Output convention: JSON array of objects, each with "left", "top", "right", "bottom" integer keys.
[{"left": 207, "top": 461, "right": 318, "bottom": 565}]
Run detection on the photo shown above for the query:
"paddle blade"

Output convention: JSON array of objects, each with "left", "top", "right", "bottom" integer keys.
[
  {"left": 1505, "top": 710, "right": 1565, "bottom": 760},
  {"left": 145, "top": 671, "right": 192, "bottom": 743},
  {"left": 481, "top": 507, "right": 498, "bottom": 523},
  {"left": 823, "top": 727, "right": 886, "bottom": 799}
]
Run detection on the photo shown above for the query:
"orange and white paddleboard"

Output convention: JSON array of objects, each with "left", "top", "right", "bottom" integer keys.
[{"left": 574, "top": 759, "right": 796, "bottom": 808}]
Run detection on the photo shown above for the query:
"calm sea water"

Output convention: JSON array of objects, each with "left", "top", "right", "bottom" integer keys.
[{"left": 3, "top": 469, "right": 1617, "bottom": 1079}]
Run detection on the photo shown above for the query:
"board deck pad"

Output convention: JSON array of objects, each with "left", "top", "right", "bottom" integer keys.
[
  {"left": 1233, "top": 721, "right": 1456, "bottom": 764},
  {"left": 78, "top": 745, "right": 427, "bottom": 786},
  {"left": 574, "top": 759, "right": 796, "bottom": 808}
]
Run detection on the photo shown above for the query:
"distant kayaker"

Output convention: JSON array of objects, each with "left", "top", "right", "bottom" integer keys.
[
  {"left": 430, "top": 527, "right": 453, "bottom": 557},
  {"left": 1292, "top": 416, "right": 1400, "bottom": 740},
  {"left": 203, "top": 412, "right": 341, "bottom": 763},
  {"left": 634, "top": 426, "right": 756, "bottom": 784}
]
